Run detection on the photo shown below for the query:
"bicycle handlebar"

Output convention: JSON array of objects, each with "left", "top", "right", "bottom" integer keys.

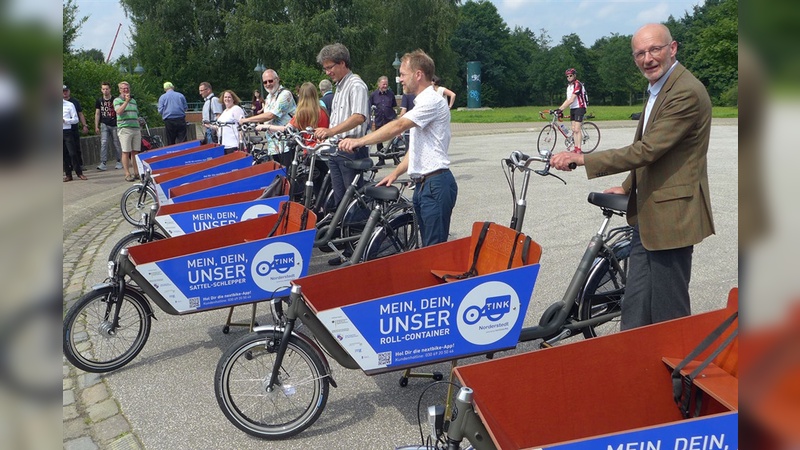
[
  {"left": 538, "top": 109, "right": 563, "bottom": 121},
  {"left": 505, "top": 150, "right": 572, "bottom": 182}
]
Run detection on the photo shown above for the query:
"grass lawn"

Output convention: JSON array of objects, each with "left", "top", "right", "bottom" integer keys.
[{"left": 450, "top": 106, "right": 738, "bottom": 123}]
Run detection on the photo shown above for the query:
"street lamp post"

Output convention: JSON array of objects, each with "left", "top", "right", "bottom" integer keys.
[{"left": 392, "top": 53, "right": 401, "bottom": 96}]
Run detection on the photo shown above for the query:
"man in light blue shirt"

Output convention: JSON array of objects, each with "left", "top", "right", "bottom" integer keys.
[{"left": 158, "top": 81, "right": 189, "bottom": 145}]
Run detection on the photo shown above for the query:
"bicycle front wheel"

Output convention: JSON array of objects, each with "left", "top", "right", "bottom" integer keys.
[
  {"left": 215, "top": 330, "right": 330, "bottom": 439},
  {"left": 580, "top": 122, "right": 601, "bottom": 153},
  {"left": 537, "top": 124, "right": 557, "bottom": 154},
  {"left": 120, "top": 185, "right": 158, "bottom": 227},
  {"left": 63, "top": 286, "right": 152, "bottom": 373},
  {"left": 578, "top": 248, "right": 629, "bottom": 339}
]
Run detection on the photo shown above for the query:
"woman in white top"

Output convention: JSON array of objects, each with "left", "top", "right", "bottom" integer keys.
[
  {"left": 432, "top": 75, "right": 456, "bottom": 109},
  {"left": 213, "top": 90, "right": 246, "bottom": 153}
]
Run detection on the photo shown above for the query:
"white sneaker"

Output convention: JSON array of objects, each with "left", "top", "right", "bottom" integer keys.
[
  {"left": 114, "top": 162, "right": 123, "bottom": 170},
  {"left": 96, "top": 163, "right": 107, "bottom": 171}
]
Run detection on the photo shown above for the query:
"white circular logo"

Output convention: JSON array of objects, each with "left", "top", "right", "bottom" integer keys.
[
  {"left": 456, "top": 281, "right": 520, "bottom": 345},
  {"left": 240, "top": 204, "right": 277, "bottom": 221},
  {"left": 251, "top": 242, "right": 303, "bottom": 292}
]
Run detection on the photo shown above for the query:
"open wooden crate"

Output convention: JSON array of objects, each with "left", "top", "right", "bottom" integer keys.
[
  {"left": 453, "top": 288, "right": 739, "bottom": 450},
  {"left": 294, "top": 222, "right": 543, "bottom": 374}
]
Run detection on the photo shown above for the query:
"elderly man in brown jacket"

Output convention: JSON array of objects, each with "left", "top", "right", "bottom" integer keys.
[{"left": 552, "top": 23, "right": 714, "bottom": 330}]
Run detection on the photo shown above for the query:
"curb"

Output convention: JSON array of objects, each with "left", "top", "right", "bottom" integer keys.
[{"left": 62, "top": 208, "right": 143, "bottom": 450}]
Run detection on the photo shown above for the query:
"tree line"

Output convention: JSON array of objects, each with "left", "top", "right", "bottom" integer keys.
[{"left": 64, "top": 0, "right": 737, "bottom": 127}]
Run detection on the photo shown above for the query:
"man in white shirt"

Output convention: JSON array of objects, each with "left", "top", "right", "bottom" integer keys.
[
  {"left": 63, "top": 96, "right": 86, "bottom": 181},
  {"left": 339, "top": 49, "right": 458, "bottom": 246}
]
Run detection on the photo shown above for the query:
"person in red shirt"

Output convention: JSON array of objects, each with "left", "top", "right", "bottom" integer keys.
[{"left": 556, "top": 68, "right": 588, "bottom": 153}]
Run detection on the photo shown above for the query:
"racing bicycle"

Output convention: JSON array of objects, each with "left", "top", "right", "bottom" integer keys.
[{"left": 537, "top": 109, "right": 601, "bottom": 154}]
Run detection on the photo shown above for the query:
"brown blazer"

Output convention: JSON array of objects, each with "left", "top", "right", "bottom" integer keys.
[{"left": 584, "top": 63, "right": 715, "bottom": 251}]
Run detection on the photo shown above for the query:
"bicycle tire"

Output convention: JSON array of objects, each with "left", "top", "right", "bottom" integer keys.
[
  {"left": 578, "top": 243, "right": 630, "bottom": 339},
  {"left": 580, "top": 122, "right": 601, "bottom": 153},
  {"left": 340, "top": 196, "right": 377, "bottom": 254},
  {"left": 215, "top": 330, "right": 329, "bottom": 439},
  {"left": 537, "top": 124, "right": 558, "bottom": 154},
  {"left": 362, "top": 208, "right": 419, "bottom": 262},
  {"left": 120, "top": 185, "right": 158, "bottom": 227},
  {"left": 63, "top": 286, "right": 152, "bottom": 373},
  {"left": 108, "top": 230, "right": 167, "bottom": 264}
]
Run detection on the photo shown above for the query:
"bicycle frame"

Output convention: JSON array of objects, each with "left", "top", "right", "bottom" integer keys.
[{"left": 503, "top": 150, "right": 628, "bottom": 345}]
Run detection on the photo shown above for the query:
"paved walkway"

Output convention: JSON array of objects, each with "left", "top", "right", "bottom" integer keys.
[{"left": 61, "top": 119, "right": 733, "bottom": 449}]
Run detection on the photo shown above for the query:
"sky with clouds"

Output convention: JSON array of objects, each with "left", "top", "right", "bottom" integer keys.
[{"left": 70, "top": 0, "right": 703, "bottom": 59}]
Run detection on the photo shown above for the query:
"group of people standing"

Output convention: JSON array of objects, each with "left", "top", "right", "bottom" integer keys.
[{"left": 63, "top": 21, "right": 714, "bottom": 332}]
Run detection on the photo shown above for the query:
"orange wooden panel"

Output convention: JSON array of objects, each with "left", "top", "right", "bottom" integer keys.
[
  {"left": 662, "top": 357, "right": 738, "bottom": 410},
  {"left": 453, "top": 291, "right": 739, "bottom": 450},
  {"left": 157, "top": 189, "right": 264, "bottom": 216},
  {"left": 128, "top": 202, "right": 315, "bottom": 265},
  {"left": 167, "top": 161, "right": 282, "bottom": 198},
  {"left": 431, "top": 222, "right": 542, "bottom": 281},
  {"left": 300, "top": 237, "right": 472, "bottom": 313},
  {"left": 153, "top": 151, "right": 248, "bottom": 183}
]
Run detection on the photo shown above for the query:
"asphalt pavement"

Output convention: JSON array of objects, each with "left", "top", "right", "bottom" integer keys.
[{"left": 62, "top": 119, "right": 738, "bottom": 449}]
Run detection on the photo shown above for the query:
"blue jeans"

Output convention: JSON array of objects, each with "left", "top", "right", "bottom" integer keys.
[
  {"left": 328, "top": 146, "right": 369, "bottom": 206},
  {"left": 99, "top": 123, "right": 122, "bottom": 163},
  {"left": 413, "top": 169, "right": 458, "bottom": 247}
]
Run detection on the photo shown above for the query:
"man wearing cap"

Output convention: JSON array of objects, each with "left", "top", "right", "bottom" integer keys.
[
  {"left": 158, "top": 81, "right": 189, "bottom": 145},
  {"left": 556, "top": 68, "right": 588, "bottom": 154}
]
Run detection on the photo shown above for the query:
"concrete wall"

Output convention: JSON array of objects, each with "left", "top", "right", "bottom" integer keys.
[{"left": 78, "top": 124, "right": 198, "bottom": 166}]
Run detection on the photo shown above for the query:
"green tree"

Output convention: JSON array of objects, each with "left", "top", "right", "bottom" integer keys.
[
  {"left": 75, "top": 48, "right": 105, "bottom": 63},
  {"left": 63, "top": 0, "right": 87, "bottom": 54},
  {"left": 592, "top": 33, "right": 645, "bottom": 105}
]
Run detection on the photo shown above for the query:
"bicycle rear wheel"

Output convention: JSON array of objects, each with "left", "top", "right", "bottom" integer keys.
[
  {"left": 363, "top": 208, "right": 419, "bottom": 261},
  {"left": 578, "top": 245, "right": 629, "bottom": 339},
  {"left": 120, "top": 185, "right": 158, "bottom": 227},
  {"left": 215, "top": 330, "right": 329, "bottom": 439},
  {"left": 580, "top": 122, "right": 601, "bottom": 153},
  {"left": 537, "top": 124, "right": 557, "bottom": 154}
]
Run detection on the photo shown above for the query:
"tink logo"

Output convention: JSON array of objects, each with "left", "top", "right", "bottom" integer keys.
[
  {"left": 251, "top": 242, "right": 303, "bottom": 292},
  {"left": 240, "top": 204, "right": 278, "bottom": 221},
  {"left": 456, "top": 281, "right": 520, "bottom": 345}
]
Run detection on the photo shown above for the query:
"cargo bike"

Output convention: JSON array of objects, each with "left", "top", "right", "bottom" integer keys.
[
  {"left": 214, "top": 221, "right": 544, "bottom": 439},
  {"left": 62, "top": 201, "right": 317, "bottom": 373}
]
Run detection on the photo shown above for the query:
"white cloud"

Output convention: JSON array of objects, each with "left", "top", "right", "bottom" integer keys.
[{"left": 636, "top": 2, "right": 671, "bottom": 23}]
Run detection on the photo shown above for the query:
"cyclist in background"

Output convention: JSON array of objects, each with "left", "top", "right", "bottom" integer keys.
[{"left": 556, "top": 68, "right": 588, "bottom": 154}]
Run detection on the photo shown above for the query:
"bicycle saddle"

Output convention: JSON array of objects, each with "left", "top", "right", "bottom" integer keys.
[
  {"left": 343, "top": 158, "right": 374, "bottom": 171},
  {"left": 364, "top": 185, "right": 400, "bottom": 202},
  {"left": 587, "top": 192, "right": 628, "bottom": 213}
]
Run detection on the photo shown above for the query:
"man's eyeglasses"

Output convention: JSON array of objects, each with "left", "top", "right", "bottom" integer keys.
[
  {"left": 262, "top": 79, "right": 275, "bottom": 85},
  {"left": 322, "top": 63, "right": 338, "bottom": 72},
  {"left": 632, "top": 43, "right": 671, "bottom": 61}
]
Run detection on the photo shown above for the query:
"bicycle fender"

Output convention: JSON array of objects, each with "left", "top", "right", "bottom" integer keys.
[{"left": 252, "top": 325, "right": 337, "bottom": 388}]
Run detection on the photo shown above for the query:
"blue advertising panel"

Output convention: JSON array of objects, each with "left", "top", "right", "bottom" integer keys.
[
  {"left": 135, "top": 141, "right": 202, "bottom": 174},
  {"left": 170, "top": 169, "right": 282, "bottom": 203},
  {"left": 155, "top": 196, "right": 288, "bottom": 237},
  {"left": 315, "top": 264, "right": 540, "bottom": 373},
  {"left": 135, "top": 228, "right": 315, "bottom": 313},
  {"left": 154, "top": 157, "right": 252, "bottom": 203},
  {"left": 541, "top": 412, "right": 737, "bottom": 450},
  {"left": 147, "top": 146, "right": 225, "bottom": 172}
]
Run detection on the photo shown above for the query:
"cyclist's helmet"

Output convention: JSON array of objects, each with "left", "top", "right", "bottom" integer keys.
[{"left": 565, "top": 68, "right": 577, "bottom": 76}]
